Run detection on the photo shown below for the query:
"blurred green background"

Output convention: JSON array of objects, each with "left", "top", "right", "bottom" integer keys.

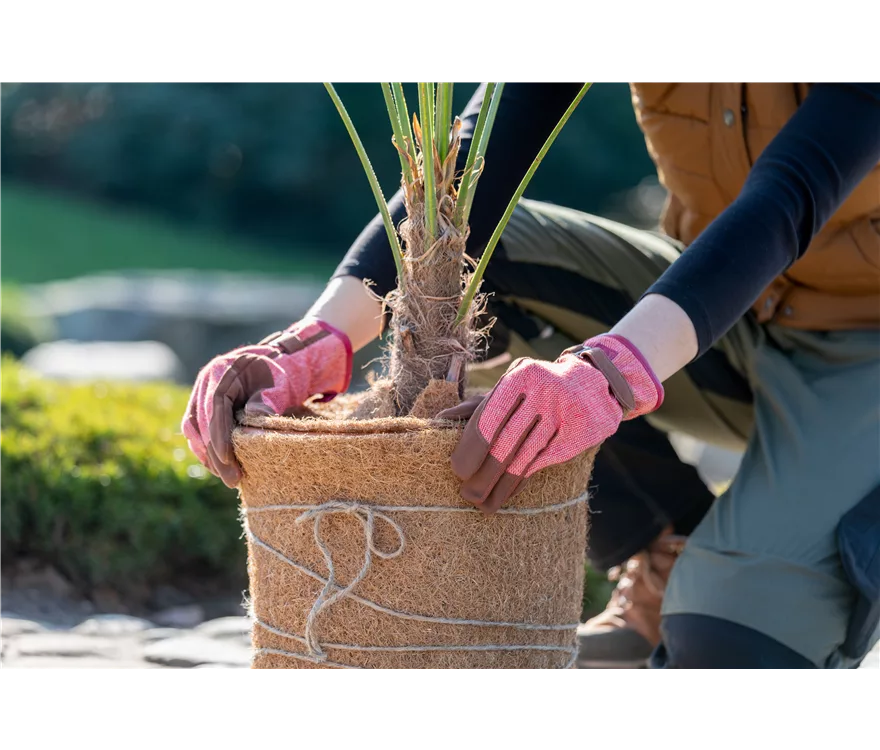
[
  {"left": 2, "top": 83, "right": 657, "bottom": 285},
  {"left": 2, "top": 83, "right": 656, "bottom": 619}
]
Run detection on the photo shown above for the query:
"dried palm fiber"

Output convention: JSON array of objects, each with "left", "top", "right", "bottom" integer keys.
[
  {"left": 358, "top": 104, "right": 493, "bottom": 417},
  {"left": 233, "top": 389, "right": 596, "bottom": 669}
]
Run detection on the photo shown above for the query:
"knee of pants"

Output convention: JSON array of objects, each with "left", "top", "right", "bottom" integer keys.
[{"left": 649, "top": 614, "right": 817, "bottom": 668}]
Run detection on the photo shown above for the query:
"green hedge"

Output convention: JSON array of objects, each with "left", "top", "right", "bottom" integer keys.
[
  {"left": 0, "top": 357, "right": 243, "bottom": 598},
  {"left": 1, "top": 284, "right": 54, "bottom": 357},
  {"left": 1, "top": 357, "right": 611, "bottom": 615}
]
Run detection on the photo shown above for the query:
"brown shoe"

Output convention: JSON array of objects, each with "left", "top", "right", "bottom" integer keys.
[{"left": 577, "top": 527, "right": 686, "bottom": 668}]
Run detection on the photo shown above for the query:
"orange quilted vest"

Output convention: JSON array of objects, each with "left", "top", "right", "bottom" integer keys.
[{"left": 630, "top": 83, "right": 880, "bottom": 329}]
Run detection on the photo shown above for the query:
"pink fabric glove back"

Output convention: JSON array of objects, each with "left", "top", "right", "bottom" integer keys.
[
  {"left": 182, "top": 318, "right": 352, "bottom": 487},
  {"left": 438, "top": 334, "right": 663, "bottom": 513}
]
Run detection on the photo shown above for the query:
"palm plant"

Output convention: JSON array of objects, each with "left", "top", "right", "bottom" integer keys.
[{"left": 326, "top": 82, "right": 591, "bottom": 415}]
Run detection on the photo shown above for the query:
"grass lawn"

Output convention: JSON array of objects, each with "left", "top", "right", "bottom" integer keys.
[{"left": 1, "top": 184, "right": 338, "bottom": 284}]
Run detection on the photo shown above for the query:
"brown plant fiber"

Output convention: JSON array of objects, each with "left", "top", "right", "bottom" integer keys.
[
  {"left": 233, "top": 394, "right": 596, "bottom": 669},
  {"left": 383, "top": 114, "right": 489, "bottom": 415}
]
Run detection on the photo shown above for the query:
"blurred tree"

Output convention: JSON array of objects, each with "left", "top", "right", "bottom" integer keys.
[{"left": 0, "top": 83, "right": 656, "bottom": 255}]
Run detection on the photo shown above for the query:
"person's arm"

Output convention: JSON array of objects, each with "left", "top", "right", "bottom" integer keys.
[
  {"left": 330, "top": 84, "right": 583, "bottom": 314},
  {"left": 643, "top": 82, "right": 880, "bottom": 361},
  {"left": 444, "top": 82, "right": 880, "bottom": 512},
  {"left": 610, "top": 294, "right": 697, "bottom": 382},
  {"left": 305, "top": 275, "right": 385, "bottom": 353}
]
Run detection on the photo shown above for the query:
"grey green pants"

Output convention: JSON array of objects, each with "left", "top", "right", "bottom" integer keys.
[{"left": 469, "top": 199, "right": 880, "bottom": 667}]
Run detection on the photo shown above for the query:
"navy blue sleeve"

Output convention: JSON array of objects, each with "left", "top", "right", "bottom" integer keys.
[
  {"left": 646, "top": 83, "right": 880, "bottom": 356},
  {"left": 331, "top": 84, "right": 581, "bottom": 297}
]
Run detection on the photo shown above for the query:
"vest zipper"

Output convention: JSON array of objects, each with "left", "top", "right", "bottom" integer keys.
[{"left": 740, "top": 84, "right": 754, "bottom": 166}]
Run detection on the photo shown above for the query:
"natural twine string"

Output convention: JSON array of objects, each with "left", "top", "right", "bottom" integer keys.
[
  {"left": 296, "top": 501, "right": 405, "bottom": 657},
  {"left": 243, "top": 489, "right": 588, "bottom": 668},
  {"left": 252, "top": 618, "right": 579, "bottom": 670}
]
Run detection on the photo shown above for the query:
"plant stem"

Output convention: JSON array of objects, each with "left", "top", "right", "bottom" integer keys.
[
  {"left": 382, "top": 83, "right": 413, "bottom": 185},
  {"left": 324, "top": 82, "right": 405, "bottom": 287},
  {"left": 455, "top": 83, "right": 593, "bottom": 324},
  {"left": 453, "top": 82, "right": 500, "bottom": 228},
  {"left": 418, "top": 82, "right": 437, "bottom": 244},
  {"left": 435, "top": 83, "right": 454, "bottom": 164},
  {"left": 460, "top": 82, "right": 504, "bottom": 228},
  {"left": 392, "top": 83, "right": 417, "bottom": 166}
]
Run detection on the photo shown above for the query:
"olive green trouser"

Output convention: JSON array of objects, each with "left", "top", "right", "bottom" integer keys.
[{"left": 467, "top": 198, "right": 880, "bottom": 667}]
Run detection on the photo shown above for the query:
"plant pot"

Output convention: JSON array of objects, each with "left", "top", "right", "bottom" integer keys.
[{"left": 233, "top": 396, "right": 595, "bottom": 669}]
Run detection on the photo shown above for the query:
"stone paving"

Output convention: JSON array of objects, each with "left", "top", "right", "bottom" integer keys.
[
  {"left": 1, "top": 613, "right": 252, "bottom": 669},
  {"left": 2, "top": 610, "right": 877, "bottom": 668}
]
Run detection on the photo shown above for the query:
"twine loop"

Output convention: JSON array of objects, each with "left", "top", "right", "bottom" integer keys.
[{"left": 294, "top": 501, "right": 405, "bottom": 658}]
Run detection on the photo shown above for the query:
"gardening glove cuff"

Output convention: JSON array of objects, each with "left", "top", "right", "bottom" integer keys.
[
  {"left": 257, "top": 318, "right": 353, "bottom": 407},
  {"left": 563, "top": 333, "right": 663, "bottom": 419}
]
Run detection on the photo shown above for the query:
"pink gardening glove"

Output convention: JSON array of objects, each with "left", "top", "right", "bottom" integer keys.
[
  {"left": 182, "top": 318, "right": 352, "bottom": 487},
  {"left": 437, "top": 334, "right": 663, "bottom": 513}
]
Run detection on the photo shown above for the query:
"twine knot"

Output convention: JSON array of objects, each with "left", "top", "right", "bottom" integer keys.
[{"left": 294, "top": 501, "right": 405, "bottom": 658}]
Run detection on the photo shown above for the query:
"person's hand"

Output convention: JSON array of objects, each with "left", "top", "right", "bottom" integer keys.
[
  {"left": 437, "top": 334, "right": 663, "bottom": 513},
  {"left": 182, "top": 318, "right": 352, "bottom": 487}
]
